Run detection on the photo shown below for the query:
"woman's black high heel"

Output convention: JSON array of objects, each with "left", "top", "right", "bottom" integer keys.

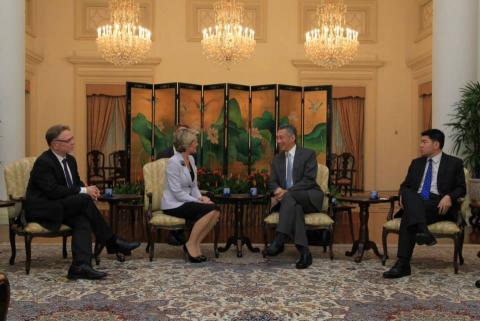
[{"left": 183, "top": 244, "right": 204, "bottom": 263}]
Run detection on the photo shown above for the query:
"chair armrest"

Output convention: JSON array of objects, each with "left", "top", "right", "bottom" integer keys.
[
  {"left": 146, "top": 192, "right": 153, "bottom": 221},
  {"left": 386, "top": 195, "right": 399, "bottom": 221}
]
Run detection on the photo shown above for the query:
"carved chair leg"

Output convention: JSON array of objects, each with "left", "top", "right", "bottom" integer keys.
[
  {"left": 329, "top": 225, "right": 334, "bottom": 260},
  {"left": 24, "top": 235, "right": 33, "bottom": 275},
  {"left": 459, "top": 230, "right": 465, "bottom": 265},
  {"left": 214, "top": 222, "right": 220, "bottom": 258},
  {"left": 8, "top": 226, "right": 16, "bottom": 265},
  {"left": 62, "top": 236, "right": 68, "bottom": 259},
  {"left": 453, "top": 234, "right": 460, "bottom": 274},
  {"left": 149, "top": 226, "right": 156, "bottom": 262},
  {"left": 381, "top": 229, "right": 388, "bottom": 266},
  {"left": 262, "top": 223, "right": 269, "bottom": 258}
]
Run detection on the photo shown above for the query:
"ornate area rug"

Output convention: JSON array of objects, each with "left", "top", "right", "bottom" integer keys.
[{"left": 2, "top": 243, "right": 480, "bottom": 321}]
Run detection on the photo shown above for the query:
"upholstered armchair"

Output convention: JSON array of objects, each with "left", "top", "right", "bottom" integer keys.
[
  {"left": 381, "top": 168, "right": 470, "bottom": 274},
  {"left": 262, "top": 163, "right": 335, "bottom": 259},
  {"left": 4, "top": 158, "right": 72, "bottom": 274},
  {"left": 143, "top": 158, "right": 219, "bottom": 261}
]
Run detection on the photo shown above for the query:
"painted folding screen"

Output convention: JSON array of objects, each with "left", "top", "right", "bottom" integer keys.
[{"left": 127, "top": 82, "right": 332, "bottom": 182}]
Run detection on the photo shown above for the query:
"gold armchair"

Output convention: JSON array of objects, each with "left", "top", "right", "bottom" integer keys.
[
  {"left": 143, "top": 158, "right": 219, "bottom": 261},
  {"left": 4, "top": 158, "right": 72, "bottom": 274},
  {"left": 262, "top": 163, "right": 335, "bottom": 259}
]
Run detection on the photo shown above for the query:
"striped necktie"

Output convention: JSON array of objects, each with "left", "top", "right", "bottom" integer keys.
[{"left": 420, "top": 159, "right": 433, "bottom": 200}]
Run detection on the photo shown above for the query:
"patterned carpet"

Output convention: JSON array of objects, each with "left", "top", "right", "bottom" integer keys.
[{"left": 2, "top": 242, "right": 480, "bottom": 321}]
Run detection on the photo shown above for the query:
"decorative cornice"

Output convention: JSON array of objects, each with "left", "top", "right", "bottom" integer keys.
[
  {"left": 66, "top": 54, "right": 162, "bottom": 67},
  {"left": 26, "top": 49, "right": 44, "bottom": 66},
  {"left": 406, "top": 52, "right": 431, "bottom": 71},
  {"left": 291, "top": 58, "right": 385, "bottom": 70}
]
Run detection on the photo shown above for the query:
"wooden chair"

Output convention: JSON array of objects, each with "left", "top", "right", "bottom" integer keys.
[
  {"left": 4, "top": 157, "right": 71, "bottom": 274},
  {"left": 87, "top": 150, "right": 111, "bottom": 191},
  {"left": 335, "top": 152, "right": 355, "bottom": 196},
  {"left": 143, "top": 158, "right": 219, "bottom": 261},
  {"left": 381, "top": 169, "right": 470, "bottom": 274},
  {"left": 328, "top": 153, "right": 338, "bottom": 185},
  {"left": 109, "top": 150, "right": 127, "bottom": 186},
  {"left": 262, "top": 163, "right": 335, "bottom": 259},
  {"left": 0, "top": 273, "right": 9, "bottom": 321}
]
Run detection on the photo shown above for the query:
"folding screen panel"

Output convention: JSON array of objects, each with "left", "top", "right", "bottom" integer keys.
[
  {"left": 178, "top": 83, "right": 203, "bottom": 159},
  {"left": 226, "top": 84, "right": 250, "bottom": 175},
  {"left": 278, "top": 85, "right": 303, "bottom": 145},
  {"left": 127, "top": 82, "right": 153, "bottom": 182},
  {"left": 202, "top": 84, "right": 226, "bottom": 173},
  {"left": 303, "top": 85, "right": 332, "bottom": 166},
  {"left": 251, "top": 85, "right": 277, "bottom": 173},
  {"left": 153, "top": 83, "right": 177, "bottom": 159}
]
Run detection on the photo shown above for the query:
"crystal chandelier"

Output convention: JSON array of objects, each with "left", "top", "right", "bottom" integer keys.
[
  {"left": 96, "top": 0, "right": 152, "bottom": 66},
  {"left": 201, "top": 0, "right": 256, "bottom": 68},
  {"left": 304, "top": 0, "right": 359, "bottom": 69}
]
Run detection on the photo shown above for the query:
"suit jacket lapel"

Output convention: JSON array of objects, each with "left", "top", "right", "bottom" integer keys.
[
  {"left": 437, "top": 153, "right": 448, "bottom": 192},
  {"left": 292, "top": 147, "right": 302, "bottom": 184},
  {"left": 48, "top": 150, "right": 68, "bottom": 186},
  {"left": 414, "top": 157, "right": 427, "bottom": 189}
]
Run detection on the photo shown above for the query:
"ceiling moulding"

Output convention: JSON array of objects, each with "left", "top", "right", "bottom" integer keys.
[
  {"left": 26, "top": 0, "right": 37, "bottom": 37},
  {"left": 406, "top": 52, "right": 431, "bottom": 81},
  {"left": 406, "top": 52, "right": 431, "bottom": 71},
  {"left": 299, "top": 0, "right": 377, "bottom": 44},
  {"left": 66, "top": 54, "right": 161, "bottom": 67},
  {"left": 292, "top": 57, "right": 384, "bottom": 70},
  {"left": 74, "top": 0, "right": 154, "bottom": 40},
  {"left": 26, "top": 49, "right": 44, "bottom": 66},
  {"left": 186, "top": 0, "right": 267, "bottom": 42},
  {"left": 415, "top": 0, "right": 432, "bottom": 43}
]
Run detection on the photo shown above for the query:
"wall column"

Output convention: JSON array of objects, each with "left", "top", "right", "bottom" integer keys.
[{"left": 432, "top": 0, "right": 478, "bottom": 153}]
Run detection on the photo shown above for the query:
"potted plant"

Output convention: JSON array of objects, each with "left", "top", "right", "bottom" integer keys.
[{"left": 447, "top": 81, "right": 480, "bottom": 202}]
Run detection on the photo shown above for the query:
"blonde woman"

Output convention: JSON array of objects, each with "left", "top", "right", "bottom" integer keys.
[{"left": 161, "top": 128, "right": 220, "bottom": 262}]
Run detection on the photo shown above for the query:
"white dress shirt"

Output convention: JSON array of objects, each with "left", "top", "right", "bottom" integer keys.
[
  {"left": 52, "top": 151, "right": 86, "bottom": 194},
  {"left": 417, "top": 152, "right": 442, "bottom": 195}
]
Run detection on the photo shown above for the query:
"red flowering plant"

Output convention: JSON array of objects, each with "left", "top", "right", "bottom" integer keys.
[
  {"left": 247, "top": 169, "right": 269, "bottom": 195},
  {"left": 197, "top": 167, "right": 223, "bottom": 194}
]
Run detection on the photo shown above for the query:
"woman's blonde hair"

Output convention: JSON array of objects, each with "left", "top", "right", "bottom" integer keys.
[{"left": 173, "top": 127, "right": 199, "bottom": 152}]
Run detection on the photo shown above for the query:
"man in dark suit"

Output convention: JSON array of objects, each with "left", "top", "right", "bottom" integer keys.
[
  {"left": 264, "top": 124, "right": 324, "bottom": 269},
  {"left": 383, "top": 129, "right": 466, "bottom": 278},
  {"left": 25, "top": 125, "right": 140, "bottom": 280}
]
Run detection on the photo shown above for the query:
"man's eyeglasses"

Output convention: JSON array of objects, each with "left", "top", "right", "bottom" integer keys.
[{"left": 54, "top": 137, "right": 75, "bottom": 144}]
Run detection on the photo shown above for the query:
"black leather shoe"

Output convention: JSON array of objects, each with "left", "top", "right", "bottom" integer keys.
[
  {"left": 416, "top": 232, "right": 437, "bottom": 246},
  {"left": 67, "top": 264, "right": 107, "bottom": 280},
  {"left": 107, "top": 238, "right": 141, "bottom": 255},
  {"left": 476, "top": 280, "right": 480, "bottom": 288},
  {"left": 295, "top": 251, "right": 313, "bottom": 269},
  {"left": 383, "top": 260, "right": 411, "bottom": 278},
  {"left": 167, "top": 230, "right": 186, "bottom": 246},
  {"left": 264, "top": 240, "right": 285, "bottom": 257},
  {"left": 183, "top": 244, "right": 204, "bottom": 263}
]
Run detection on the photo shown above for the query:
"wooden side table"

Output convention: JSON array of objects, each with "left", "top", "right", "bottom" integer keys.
[
  {"left": 96, "top": 194, "right": 143, "bottom": 263},
  {"left": 212, "top": 194, "right": 267, "bottom": 258},
  {"left": 336, "top": 194, "right": 398, "bottom": 263}
]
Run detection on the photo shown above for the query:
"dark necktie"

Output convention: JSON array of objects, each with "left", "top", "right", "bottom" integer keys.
[
  {"left": 62, "top": 158, "right": 74, "bottom": 188},
  {"left": 420, "top": 159, "right": 433, "bottom": 200}
]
